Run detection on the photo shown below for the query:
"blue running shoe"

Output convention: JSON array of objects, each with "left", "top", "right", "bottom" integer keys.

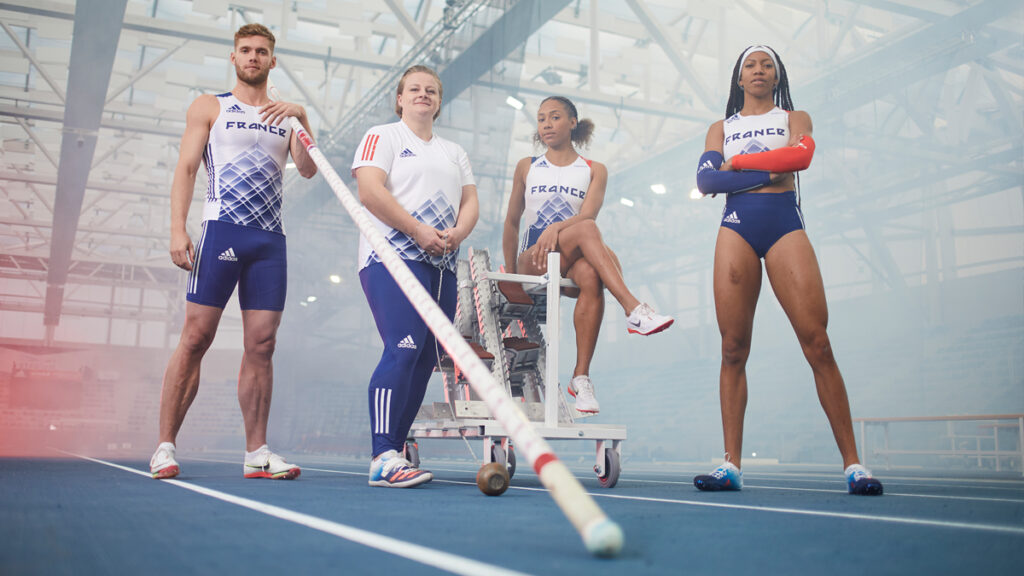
[
  {"left": 845, "top": 464, "right": 883, "bottom": 495},
  {"left": 694, "top": 462, "right": 742, "bottom": 491},
  {"left": 369, "top": 449, "right": 433, "bottom": 488}
]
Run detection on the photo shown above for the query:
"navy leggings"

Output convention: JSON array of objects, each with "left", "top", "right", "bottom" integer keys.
[{"left": 360, "top": 260, "right": 456, "bottom": 457}]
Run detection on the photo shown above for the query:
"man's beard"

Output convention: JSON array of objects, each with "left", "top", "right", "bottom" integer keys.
[{"left": 237, "top": 65, "right": 269, "bottom": 86}]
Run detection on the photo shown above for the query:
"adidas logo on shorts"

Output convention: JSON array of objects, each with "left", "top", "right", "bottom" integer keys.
[
  {"left": 226, "top": 104, "right": 244, "bottom": 114},
  {"left": 218, "top": 248, "right": 238, "bottom": 262},
  {"left": 399, "top": 148, "right": 416, "bottom": 158},
  {"left": 397, "top": 335, "right": 417, "bottom": 349},
  {"left": 723, "top": 211, "right": 741, "bottom": 224}
]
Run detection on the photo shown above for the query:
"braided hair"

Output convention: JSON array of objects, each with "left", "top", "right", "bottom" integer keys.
[
  {"left": 724, "top": 46, "right": 802, "bottom": 200},
  {"left": 725, "top": 45, "right": 793, "bottom": 118}
]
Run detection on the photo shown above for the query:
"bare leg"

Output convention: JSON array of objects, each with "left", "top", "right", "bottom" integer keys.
[
  {"left": 713, "top": 228, "right": 762, "bottom": 470},
  {"left": 566, "top": 258, "right": 604, "bottom": 377},
  {"left": 552, "top": 220, "right": 641, "bottom": 314},
  {"left": 158, "top": 303, "right": 224, "bottom": 444},
  {"left": 238, "top": 309, "right": 283, "bottom": 452},
  {"left": 765, "top": 231, "right": 860, "bottom": 468}
]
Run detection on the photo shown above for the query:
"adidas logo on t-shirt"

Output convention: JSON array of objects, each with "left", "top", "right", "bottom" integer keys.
[
  {"left": 723, "top": 211, "right": 741, "bottom": 224},
  {"left": 218, "top": 247, "right": 238, "bottom": 261},
  {"left": 226, "top": 104, "right": 244, "bottom": 114},
  {"left": 397, "top": 335, "right": 417, "bottom": 349},
  {"left": 399, "top": 148, "right": 416, "bottom": 158}
]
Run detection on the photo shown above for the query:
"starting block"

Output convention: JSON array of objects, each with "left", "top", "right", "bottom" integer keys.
[{"left": 409, "top": 248, "right": 626, "bottom": 488}]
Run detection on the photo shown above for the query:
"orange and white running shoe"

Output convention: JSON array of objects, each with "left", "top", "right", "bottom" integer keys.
[
  {"left": 626, "top": 303, "right": 674, "bottom": 335},
  {"left": 368, "top": 449, "right": 432, "bottom": 488},
  {"left": 568, "top": 375, "right": 600, "bottom": 414},
  {"left": 243, "top": 445, "right": 301, "bottom": 480},
  {"left": 150, "top": 442, "right": 180, "bottom": 479}
]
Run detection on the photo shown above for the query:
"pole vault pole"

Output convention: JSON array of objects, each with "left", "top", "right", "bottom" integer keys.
[{"left": 269, "top": 80, "right": 623, "bottom": 557}]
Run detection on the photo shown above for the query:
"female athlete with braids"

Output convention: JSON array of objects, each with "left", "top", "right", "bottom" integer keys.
[
  {"left": 503, "top": 96, "right": 673, "bottom": 415},
  {"left": 693, "top": 46, "right": 882, "bottom": 495}
]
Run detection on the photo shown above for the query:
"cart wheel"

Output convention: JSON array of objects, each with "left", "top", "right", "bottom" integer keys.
[
  {"left": 506, "top": 444, "right": 516, "bottom": 479},
  {"left": 595, "top": 448, "right": 620, "bottom": 488},
  {"left": 491, "top": 442, "right": 515, "bottom": 479},
  {"left": 404, "top": 439, "right": 420, "bottom": 468}
]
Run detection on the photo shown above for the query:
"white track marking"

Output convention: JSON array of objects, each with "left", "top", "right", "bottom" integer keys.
[
  {"left": 586, "top": 492, "right": 1024, "bottom": 536},
  {"left": 70, "top": 453, "right": 534, "bottom": 576},
  {"left": 190, "top": 458, "right": 1024, "bottom": 505}
]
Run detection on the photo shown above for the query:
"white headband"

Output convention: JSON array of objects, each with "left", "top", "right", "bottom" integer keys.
[{"left": 737, "top": 45, "right": 779, "bottom": 84}]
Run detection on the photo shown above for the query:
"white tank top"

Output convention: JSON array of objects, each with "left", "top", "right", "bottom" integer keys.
[
  {"left": 519, "top": 155, "right": 591, "bottom": 254},
  {"left": 202, "top": 92, "right": 292, "bottom": 234},
  {"left": 722, "top": 106, "right": 790, "bottom": 162}
]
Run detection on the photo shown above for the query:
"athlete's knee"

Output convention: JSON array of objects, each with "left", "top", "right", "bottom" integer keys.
[
  {"left": 244, "top": 329, "right": 278, "bottom": 358},
  {"left": 721, "top": 334, "right": 751, "bottom": 367},
  {"left": 572, "top": 218, "right": 602, "bottom": 241},
  {"left": 799, "top": 330, "right": 835, "bottom": 366},
  {"left": 180, "top": 323, "right": 216, "bottom": 354},
  {"left": 571, "top": 260, "right": 602, "bottom": 293}
]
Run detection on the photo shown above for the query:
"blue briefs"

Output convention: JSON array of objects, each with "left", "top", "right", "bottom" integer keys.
[
  {"left": 720, "top": 191, "right": 805, "bottom": 259},
  {"left": 186, "top": 220, "right": 287, "bottom": 310}
]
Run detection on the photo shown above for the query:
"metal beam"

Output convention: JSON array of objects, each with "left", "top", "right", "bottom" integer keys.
[
  {"left": 288, "top": 0, "right": 571, "bottom": 222},
  {"left": 384, "top": 0, "right": 424, "bottom": 41},
  {"left": 0, "top": 19, "right": 65, "bottom": 103},
  {"left": 623, "top": 0, "right": 717, "bottom": 112},
  {"left": 43, "top": 0, "right": 128, "bottom": 329},
  {"left": 0, "top": 103, "right": 183, "bottom": 139},
  {"left": 612, "top": 0, "right": 1014, "bottom": 194}
]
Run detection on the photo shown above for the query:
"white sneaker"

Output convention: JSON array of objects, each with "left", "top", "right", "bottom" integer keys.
[
  {"left": 368, "top": 449, "right": 433, "bottom": 487},
  {"left": 568, "top": 375, "right": 600, "bottom": 414},
  {"left": 243, "top": 445, "right": 301, "bottom": 480},
  {"left": 626, "top": 303, "right": 674, "bottom": 335},
  {"left": 150, "top": 442, "right": 180, "bottom": 479}
]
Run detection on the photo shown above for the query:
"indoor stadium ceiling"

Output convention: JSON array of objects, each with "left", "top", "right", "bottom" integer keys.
[{"left": 0, "top": 0, "right": 1020, "bottom": 344}]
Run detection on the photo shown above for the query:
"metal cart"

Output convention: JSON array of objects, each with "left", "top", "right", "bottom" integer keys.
[{"left": 408, "top": 248, "right": 625, "bottom": 487}]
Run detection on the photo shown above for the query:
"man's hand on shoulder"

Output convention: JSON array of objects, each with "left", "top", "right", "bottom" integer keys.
[{"left": 260, "top": 101, "right": 305, "bottom": 127}]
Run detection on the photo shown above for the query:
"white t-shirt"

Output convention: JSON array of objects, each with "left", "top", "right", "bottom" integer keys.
[
  {"left": 519, "top": 154, "right": 591, "bottom": 254},
  {"left": 722, "top": 106, "right": 790, "bottom": 162},
  {"left": 351, "top": 120, "right": 475, "bottom": 272},
  {"left": 203, "top": 92, "right": 291, "bottom": 234}
]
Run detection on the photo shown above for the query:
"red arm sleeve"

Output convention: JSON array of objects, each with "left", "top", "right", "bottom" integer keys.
[{"left": 730, "top": 134, "right": 815, "bottom": 172}]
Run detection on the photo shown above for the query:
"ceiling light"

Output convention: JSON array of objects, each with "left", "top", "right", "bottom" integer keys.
[
  {"left": 306, "top": 296, "right": 317, "bottom": 303},
  {"left": 650, "top": 184, "right": 666, "bottom": 195},
  {"left": 689, "top": 188, "right": 702, "bottom": 200},
  {"left": 505, "top": 95, "right": 524, "bottom": 110},
  {"left": 619, "top": 198, "right": 634, "bottom": 207},
  {"left": 329, "top": 274, "right": 341, "bottom": 284}
]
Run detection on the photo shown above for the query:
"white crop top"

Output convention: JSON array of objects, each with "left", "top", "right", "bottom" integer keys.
[
  {"left": 722, "top": 106, "right": 790, "bottom": 162},
  {"left": 519, "top": 155, "right": 591, "bottom": 254}
]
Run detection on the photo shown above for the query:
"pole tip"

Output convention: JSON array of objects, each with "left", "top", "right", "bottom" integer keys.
[{"left": 584, "top": 517, "right": 624, "bottom": 558}]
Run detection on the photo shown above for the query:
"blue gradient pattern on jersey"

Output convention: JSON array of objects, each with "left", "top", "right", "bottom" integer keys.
[
  {"left": 740, "top": 139, "right": 770, "bottom": 155},
  {"left": 217, "top": 145, "right": 284, "bottom": 233},
  {"left": 523, "top": 195, "right": 575, "bottom": 251},
  {"left": 366, "top": 190, "right": 457, "bottom": 272}
]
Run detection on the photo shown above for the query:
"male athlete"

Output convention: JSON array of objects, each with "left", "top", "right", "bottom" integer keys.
[{"left": 149, "top": 23, "right": 316, "bottom": 479}]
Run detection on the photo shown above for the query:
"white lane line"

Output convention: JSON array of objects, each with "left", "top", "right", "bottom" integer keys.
[
  {"left": 586, "top": 492, "right": 1024, "bottom": 536},
  {"left": 601, "top": 478, "right": 1024, "bottom": 503},
  {"left": 303, "top": 465, "right": 1024, "bottom": 531},
  {"left": 303, "top": 463, "right": 1024, "bottom": 505},
  {"left": 70, "top": 453, "right": 534, "bottom": 576}
]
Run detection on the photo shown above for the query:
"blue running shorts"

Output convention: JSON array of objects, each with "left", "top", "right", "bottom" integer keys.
[
  {"left": 720, "top": 190, "right": 805, "bottom": 259},
  {"left": 186, "top": 220, "right": 287, "bottom": 310}
]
